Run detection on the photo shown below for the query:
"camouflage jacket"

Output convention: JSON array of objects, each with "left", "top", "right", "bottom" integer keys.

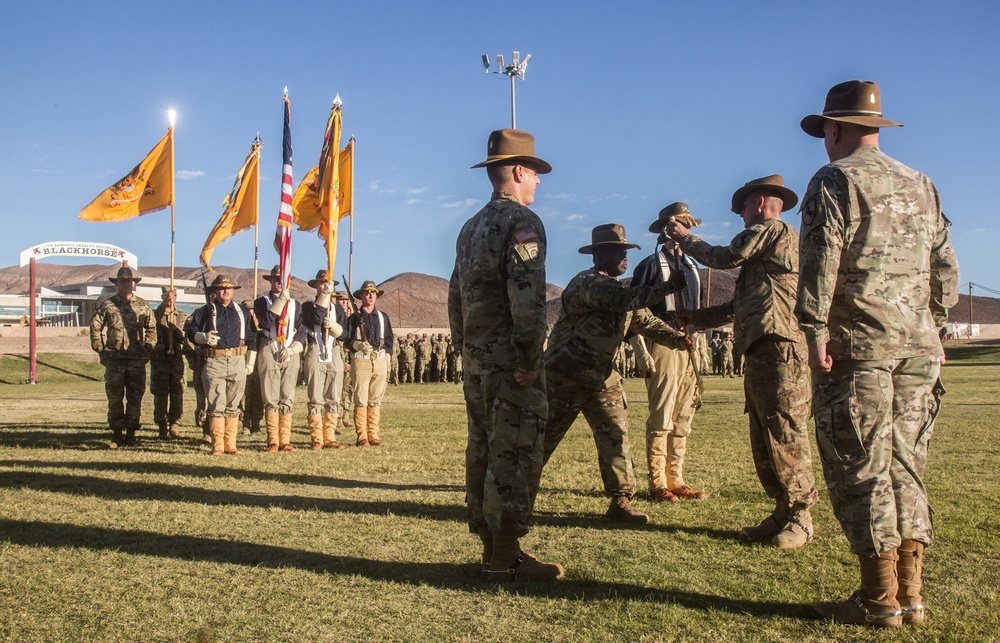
[
  {"left": 448, "top": 192, "right": 548, "bottom": 375},
  {"left": 417, "top": 340, "right": 432, "bottom": 360},
  {"left": 681, "top": 218, "right": 805, "bottom": 356},
  {"left": 545, "top": 267, "right": 689, "bottom": 390},
  {"left": 152, "top": 303, "right": 190, "bottom": 362},
  {"left": 796, "top": 145, "right": 960, "bottom": 359},
  {"left": 89, "top": 294, "right": 156, "bottom": 361}
]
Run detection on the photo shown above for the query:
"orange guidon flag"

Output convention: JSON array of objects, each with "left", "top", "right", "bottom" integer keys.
[
  {"left": 80, "top": 128, "right": 174, "bottom": 221},
  {"left": 200, "top": 139, "right": 261, "bottom": 271}
]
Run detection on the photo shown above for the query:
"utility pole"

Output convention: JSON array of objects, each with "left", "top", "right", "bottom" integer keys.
[{"left": 969, "top": 282, "right": 974, "bottom": 337}]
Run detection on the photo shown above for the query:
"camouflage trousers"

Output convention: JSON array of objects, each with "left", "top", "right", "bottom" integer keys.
[
  {"left": 303, "top": 342, "right": 344, "bottom": 416},
  {"left": 104, "top": 358, "right": 147, "bottom": 435},
  {"left": 191, "top": 359, "right": 207, "bottom": 429},
  {"left": 743, "top": 340, "right": 818, "bottom": 510},
  {"left": 812, "top": 355, "right": 942, "bottom": 557},
  {"left": 543, "top": 371, "right": 636, "bottom": 497},
  {"left": 464, "top": 369, "right": 546, "bottom": 538},
  {"left": 150, "top": 357, "right": 185, "bottom": 428},
  {"left": 240, "top": 370, "right": 263, "bottom": 429}
]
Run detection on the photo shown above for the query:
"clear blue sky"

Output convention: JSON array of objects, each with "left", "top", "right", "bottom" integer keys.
[{"left": 2, "top": 1, "right": 997, "bottom": 292}]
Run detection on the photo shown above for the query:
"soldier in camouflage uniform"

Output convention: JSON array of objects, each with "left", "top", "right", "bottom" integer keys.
[
  {"left": 542, "top": 224, "right": 692, "bottom": 525},
  {"left": 151, "top": 289, "right": 188, "bottom": 439},
  {"left": 433, "top": 334, "right": 448, "bottom": 382},
  {"left": 796, "top": 81, "right": 959, "bottom": 628},
  {"left": 668, "top": 174, "right": 819, "bottom": 550},
  {"left": 416, "top": 334, "right": 432, "bottom": 383},
  {"left": 90, "top": 266, "right": 157, "bottom": 448},
  {"left": 402, "top": 335, "right": 417, "bottom": 383},
  {"left": 720, "top": 333, "right": 735, "bottom": 377},
  {"left": 449, "top": 128, "right": 563, "bottom": 582}
]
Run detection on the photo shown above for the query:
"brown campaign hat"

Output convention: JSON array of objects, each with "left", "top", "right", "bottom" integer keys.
[
  {"left": 262, "top": 265, "right": 290, "bottom": 282},
  {"left": 108, "top": 266, "right": 142, "bottom": 284},
  {"left": 578, "top": 223, "right": 641, "bottom": 254},
  {"left": 648, "top": 202, "right": 701, "bottom": 233},
  {"left": 730, "top": 174, "right": 799, "bottom": 213},
  {"left": 307, "top": 269, "right": 339, "bottom": 288},
  {"left": 471, "top": 129, "right": 552, "bottom": 174},
  {"left": 800, "top": 80, "right": 903, "bottom": 138},
  {"left": 208, "top": 274, "right": 241, "bottom": 290},
  {"left": 352, "top": 279, "right": 384, "bottom": 299}
]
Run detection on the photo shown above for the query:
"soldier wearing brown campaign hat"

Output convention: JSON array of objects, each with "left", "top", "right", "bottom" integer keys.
[
  {"left": 543, "top": 222, "right": 694, "bottom": 528},
  {"left": 346, "top": 278, "right": 394, "bottom": 447},
  {"left": 108, "top": 265, "right": 142, "bottom": 284},
  {"left": 632, "top": 201, "right": 706, "bottom": 505},
  {"left": 207, "top": 274, "right": 241, "bottom": 291},
  {"left": 307, "top": 270, "right": 339, "bottom": 289},
  {"left": 301, "top": 269, "right": 348, "bottom": 450},
  {"left": 352, "top": 280, "right": 384, "bottom": 300},
  {"left": 798, "top": 80, "right": 959, "bottom": 628},
  {"left": 664, "top": 173, "right": 817, "bottom": 552},
  {"left": 452, "top": 125, "right": 562, "bottom": 582},
  {"left": 800, "top": 80, "right": 902, "bottom": 138}
]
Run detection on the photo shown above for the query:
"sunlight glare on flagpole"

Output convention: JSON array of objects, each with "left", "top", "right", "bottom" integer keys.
[{"left": 168, "top": 108, "right": 177, "bottom": 127}]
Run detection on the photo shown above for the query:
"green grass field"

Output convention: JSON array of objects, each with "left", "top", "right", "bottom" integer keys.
[{"left": 0, "top": 347, "right": 997, "bottom": 642}]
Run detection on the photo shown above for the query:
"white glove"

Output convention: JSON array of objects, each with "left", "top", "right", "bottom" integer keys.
[
  {"left": 325, "top": 320, "right": 343, "bottom": 336},
  {"left": 289, "top": 340, "right": 303, "bottom": 356},
  {"left": 245, "top": 351, "right": 257, "bottom": 375},
  {"left": 316, "top": 292, "right": 332, "bottom": 309},
  {"left": 629, "top": 335, "right": 655, "bottom": 375},
  {"left": 195, "top": 330, "right": 220, "bottom": 347},
  {"left": 353, "top": 340, "right": 373, "bottom": 353},
  {"left": 277, "top": 341, "right": 303, "bottom": 363},
  {"left": 269, "top": 289, "right": 291, "bottom": 315}
]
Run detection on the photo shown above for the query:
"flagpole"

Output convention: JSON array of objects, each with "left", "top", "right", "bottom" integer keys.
[
  {"left": 253, "top": 138, "right": 260, "bottom": 300},
  {"left": 349, "top": 136, "right": 355, "bottom": 292},
  {"left": 168, "top": 110, "right": 177, "bottom": 290}
]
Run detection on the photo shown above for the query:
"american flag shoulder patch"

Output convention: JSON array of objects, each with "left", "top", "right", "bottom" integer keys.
[{"left": 513, "top": 227, "right": 537, "bottom": 244}]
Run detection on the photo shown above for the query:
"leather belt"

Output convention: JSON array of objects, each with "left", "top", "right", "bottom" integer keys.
[{"left": 205, "top": 346, "right": 247, "bottom": 358}]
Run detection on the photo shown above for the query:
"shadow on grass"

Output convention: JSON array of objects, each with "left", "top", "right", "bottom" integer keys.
[
  {"left": 0, "top": 471, "right": 466, "bottom": 522},
  {"left": 0, "top": 518, "right": 814, "bottom": 619},
  {"left": 0, "top": 459, "right": 463, "bottom": 493},
  {"left": 0, "top": 425, "right": 111, "bottom": 448},
  {"left": 533, "top": 510, "right": 746, "bottom": 541},
  {"left": 4, "top": 353, "right": 101, "bottom": 382}
]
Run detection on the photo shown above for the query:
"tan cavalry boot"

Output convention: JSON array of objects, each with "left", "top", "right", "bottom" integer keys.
[
  {"left": 646, "top": 430, "right": 669, "bottom": 500},
  {"left": 773, "top": 506, "right": 813, "bottom": 549},
  {"left": 278, "top": 414, "right": 296, "bottom": 451},
  {"left": 323, "top": 412, "right": 344, "bottom": 449},
  {"left": 742, "top": 499, "right": 789, "bottom": 541},
  {"left": 223, "top": 417, "right": 240, "bottom": 455},
  {"left": 897, "top": 539, "right": 925, "bottom": 625},
  {"left": 308, "top": 414, "right": 324, "bottom": 450},
  {"left": 209, "top": 417, "right": 225, "bottom": 456},
  {"left": 367, "top": 406, "right": 383, "bottom": 446},
  {"left": 487, "top": 534, "right": 564, "bottom": 583},
  {"left": 813, "top": 550, "right": 903, "bottom": 629},
  {"left": 265, "top": 411, "right": 280, "bottom": 452},
  {"left": 354, "top": 407, "right": 369, "bottom": 446},
  {"left": 605, "top": 496, "right": 650, "bottom": 525},
  {"left": 666, "top": 436, "right": 707, "bottom": 499}
]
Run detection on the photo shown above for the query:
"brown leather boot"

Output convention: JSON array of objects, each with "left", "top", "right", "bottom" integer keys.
[
  {"left": 223, "top": 417, "right": 240, "bottom": 454},
  {"left": 742, "top": 499, "right": 789, "bottom": 541},
  {"left": 167, "top": 423, "right": 183, "bottom": 439},
  {"left": 813, "top": 550, "right": 903, "bottom": 628},
  {"left": 354, "top": 407, "right": 368, "bottom": 446},
  {"left": 367, "top": 406, "right": 383, "bottom": 446},
  {"left": 208, "top": 417, "right": 225, "bottom": 456},
  {"left": 897, "top": 539, "right": 925, "bottom": 625},
  {"left": 308, "top": 414, "right": 324, "bottom": 450},
  {"left": 476, "top": 525, "right": 493, "bottom": 579},
  {"left": 773, "top": 506, "right": 813, "bottom": 549},
  {"left": 487, "top": 534, "right": 564, "bottom": 583},
  {"left": 323, "top": 412, "right": 344, "bottom": 449},
  {"left": 606, "top": 496, "right": 650, "bottom": 525},
  {"left": 265, "top": 411, "right": 280, "bottom": 452},
  {"left": 108, "top": 429, "right": 124, "bottom": 449},
  {"left": 278, "top": 414, "right": 296, "bottom": 451}
]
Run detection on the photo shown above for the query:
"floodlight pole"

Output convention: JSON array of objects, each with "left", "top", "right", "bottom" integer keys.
[{"left": 482, "top": 51, "right": 531, "bottom": 129}]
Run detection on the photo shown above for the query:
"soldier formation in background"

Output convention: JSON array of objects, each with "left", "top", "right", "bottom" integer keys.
[{"left": 84, "top": 80, "right": 959, "bottom": 629}]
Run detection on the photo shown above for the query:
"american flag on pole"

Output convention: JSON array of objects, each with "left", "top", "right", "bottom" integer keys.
[
  {"left": 274, "top": 90, "right": 294, "bottom": 343},
  {"left": 275, "top": 90, "right": 293, "bottom": 291}
]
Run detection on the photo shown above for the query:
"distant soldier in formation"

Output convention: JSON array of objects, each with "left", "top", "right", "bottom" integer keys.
[
  {"left": 150, "top": 288, "right": 188, "bottom": 439},
  {"left": 186, "top": 274, "right": 258, "bottom": 455},
  {"left": 710, "top": 333, "right": 722, "bottom": 374},
  {"left": 89, "top": 266, "right": 157, "bottom": 448},
  {"left": 796, "top": 80, "right": 959, "bottom": 627},
  {"left": 449, "top": 128, "right": 563, "bottom": 582},
  {"left": 254, "top": 265, "right": 306, "bottom": 452},
  {"left": 668, "top": 174, "right": 819, "bottom": 551},
  {"left": 416, "top": 334, "right": 432, "bottom": 383},
  {"left": 720, "top": 333, "right": 735, "bottom": 377},
  {"left": 445, "top": 335, "right": 458, "bottom": 382},
  {"left": 347, "top": 280, "right": 394, "bottom": 446},
  {"left": 698, "top": 331, "right": 712, "bottom": 376},
  {"left": 542, "top": 224, "right": 693, "bottom": 525},
  {"left": 389, "top": 334, "right": 401, "bottom": 385},
  {"left": 301, "top": 270, "right": 349, "bottom": 450},
  {"left": 434, "top": 334, "right": 448, "bottom": 382},
  {"left": 402, "top": 334, "right": 417, "bottom": 383}
]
